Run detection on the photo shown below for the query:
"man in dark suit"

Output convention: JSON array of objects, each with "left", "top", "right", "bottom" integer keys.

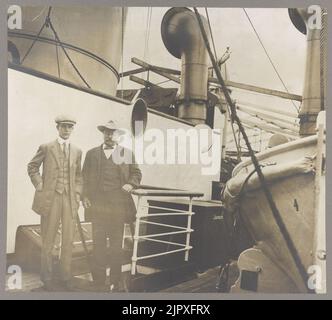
[
  {"left": 82, "top": 120, "right": 142, "bottom": 292},
  {"left": 27, "top": 115, "right": 83, "bottom": 291}
]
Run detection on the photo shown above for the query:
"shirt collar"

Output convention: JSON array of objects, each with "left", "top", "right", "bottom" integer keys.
[
  {"left": 58, "top": 137, "right": 70, "bottom": 145},
  {"left": 103, "top": 143, "right": 116, "bottom": 150}
]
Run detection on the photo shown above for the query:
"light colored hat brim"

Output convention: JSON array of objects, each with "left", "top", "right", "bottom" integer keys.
[
  {"left": 55, "top": 114, "right": 76, "bottom": 125},
  {"left": 97, "top": 125, "right": 126, "bottom": 135},
  {"left": 57, "top": 121, "right": 76, "bottom": 125}
]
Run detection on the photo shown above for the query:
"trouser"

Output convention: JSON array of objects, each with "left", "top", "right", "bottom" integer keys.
[
  {"left": 91, "top": 193, "right": 125, "bottom": 286},
  {"left": 40, "top": 191, "right": 75, "bottom": 282}
]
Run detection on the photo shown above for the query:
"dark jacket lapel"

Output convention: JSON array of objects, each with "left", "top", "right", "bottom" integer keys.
[{"left": 97, "top": 145, "right": 103, "bottom": 182}]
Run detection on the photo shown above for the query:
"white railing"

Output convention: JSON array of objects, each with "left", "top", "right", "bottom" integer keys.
[{"left": 130, "top": 189, "right": 204, "bottom": 275}]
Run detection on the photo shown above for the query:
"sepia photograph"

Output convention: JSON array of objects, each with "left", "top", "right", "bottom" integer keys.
[{"left": 4, "top": 3, "right": 327, "bottom": 296}]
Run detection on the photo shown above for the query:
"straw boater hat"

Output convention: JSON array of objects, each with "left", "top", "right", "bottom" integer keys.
[
  {"left": 97, "top": 120, "right": 125, "bottom": 134},
  {"left": 55, "top": 114, "right": 77, "bottom": 125}
]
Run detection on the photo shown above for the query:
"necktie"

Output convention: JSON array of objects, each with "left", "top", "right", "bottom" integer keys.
[
  {"left": 104, "top": 145, "right": 114, "bottom": 150},
  {"left": 63, "top": 143, "right": 68, "bottom": 158}
]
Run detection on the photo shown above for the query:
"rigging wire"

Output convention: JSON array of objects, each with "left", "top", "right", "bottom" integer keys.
[
  {"left": 20, "top": 7, "right": 50, "bottom": 64},
  {"left": 32, "top": 6, "right": 47, "bottom": 22},
  {"left": 236, "top": 99, "right": 298, "bottom": 117},
  {"left": 242, "top": 8, "right": 299, "bottom": 113},
  {"left": 143, "top": 8, "right": 149, "bottom": 61},
  {"left": 205, "top": 8, "right": 240, "bottom": 158},
  {"left": 143, "top": 8, "right": 152, "bottom": 66},
  {"left": 21, "top": 6, "right": 91, "bottom": 88},
  {"left": 142, "top": 7, "right": 152, "bottom": 84},
  {"left": 205, "top": 8, "right": 218, "bottom": 61},
  {"left": 224, "top": 60, "right": 228, "bottom": 81},
  {"left": 245, "top": 113, "right": 298, "bottom": 134},
  {"left": 46, "top": 8, "right": 90, "bottom": 88},
  {"left": 155, "top": 79, "right": 172, "bottom": 86},
  {"left": 238, "top": 105, "right": 299, "bottom": 127},
  {"left": 229, "top": 116, "right": 242, "bottom": 162},
  {"left": 54, "top": 32, "right": 61, "bottom": 78}
]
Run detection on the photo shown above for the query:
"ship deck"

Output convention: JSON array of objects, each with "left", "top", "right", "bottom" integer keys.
[{"left": 5, "top": 267, "right": 221, "bottom": 293}]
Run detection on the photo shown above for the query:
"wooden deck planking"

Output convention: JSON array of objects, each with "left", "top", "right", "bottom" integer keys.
[
  {"left": 6, "top": 266, "right": 221, "bottom": 293},
  {"left": 160, "top": 267, "right": 220, "bottom": 293}
]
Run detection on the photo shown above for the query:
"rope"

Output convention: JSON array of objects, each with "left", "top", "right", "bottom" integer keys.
[
  {"left": 20, "top": 7, "right": 51, "bottom": 64},
  {"left": 224, "top": 62, "right": 228, "bottom": 81},
  {"left": 46, "top": 7, "right": 91, "bottom": 88},
  {"left": 242, "top": 9, "right": 299, "bottom": 114},
  {"left": 155, "top": 79, "right": 172, "bottom": 86},
  {"left": 20, "top": 6, "right": 90, "bottom": 88},
  {"left": 205, "top": 8, "right": 218, "bottom": 61},
  {"left": 194, "top": 7, "right": 310, "bottom": 291},
  {"left": 143, "top": 7, "right": 152, "bottom": 64},
  {"left": 54, "top": 32, "right": 60, "bottom": 78},
  {"left": 31, "top": 6, "right": 47, "bottom": 22}
]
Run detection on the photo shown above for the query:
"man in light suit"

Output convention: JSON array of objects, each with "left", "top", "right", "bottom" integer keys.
[
  {"left": 82, "top": 120, "right": 142, "bottom": 292},
  {"left": 27, "top": 115, "right": 83, "bottom": 291}
]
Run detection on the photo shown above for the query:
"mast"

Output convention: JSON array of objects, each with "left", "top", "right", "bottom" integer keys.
[{"left": 289, "top": 8, "right": 327, "bottom": 136}]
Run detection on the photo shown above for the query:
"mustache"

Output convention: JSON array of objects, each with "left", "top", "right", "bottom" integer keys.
[{"left": 104, "top": 139, "right": 117, "bottom": 144}]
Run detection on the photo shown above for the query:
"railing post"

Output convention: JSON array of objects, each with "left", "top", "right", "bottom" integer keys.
[
  {"left": 130, "top": 190, "right": 203, "bottom": 271},
  {"left": 185, "top": 196, "right": 193, "bottom": 261},
  {"left": 131, "top": 195, "right": 142, "bottom": 275}
]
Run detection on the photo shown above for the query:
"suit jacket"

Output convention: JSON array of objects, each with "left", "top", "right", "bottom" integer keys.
[
  {"left": 82, "top": 145, "right": 142, "bottom": 223},
  {"left": 27, "top": 140, "right": 83, "bottom": 216}
]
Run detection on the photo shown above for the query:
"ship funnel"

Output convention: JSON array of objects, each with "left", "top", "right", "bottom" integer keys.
[
  {"left": 289, "top": 8, "right": 327, "bottom": 136},
  {"left": 8, "top": 6, "right": 127, "bottom": 96},
  {"left": 161, "top": 7, "right": 210, "bottom": 125}
]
